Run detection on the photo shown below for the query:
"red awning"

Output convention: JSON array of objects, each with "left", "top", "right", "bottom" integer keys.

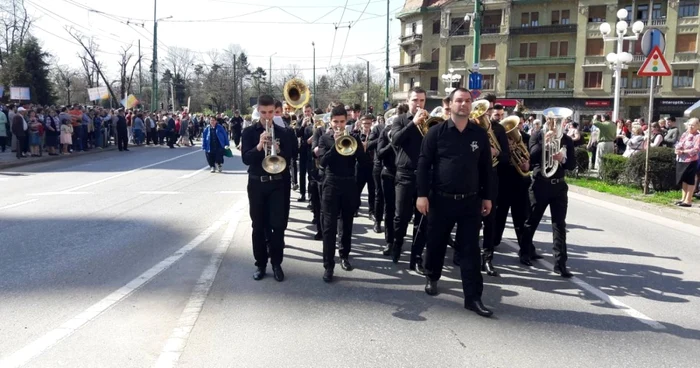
[{"left": 496, "top": 99, "right": 518, "bottom": 108}]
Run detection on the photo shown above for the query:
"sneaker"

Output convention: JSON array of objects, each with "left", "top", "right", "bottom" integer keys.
[
  {"left": 217, "top": 164, "right": 222, "bottom": 172},
  {"left": 210, "top": 167, "right": 216, "bottom": 173}
]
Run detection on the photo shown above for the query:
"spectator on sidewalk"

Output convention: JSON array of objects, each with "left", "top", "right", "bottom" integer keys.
[
  {"left": 0, "top": 106, "right": 7, "bottom": 152},
  {"left": 11, "top": 107, "right": 27, "bottom": 159},
  {"left": 60, "top": 116, "right": 73, "bottom": 154},
  {"left": 675, "top": 118, "right": 700, "bottom": 207},
  {"left": 593, "top": 115, "right": 616, "bottom": 175}
]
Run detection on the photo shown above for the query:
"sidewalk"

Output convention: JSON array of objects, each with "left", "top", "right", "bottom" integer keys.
[{"left": 0, "top": 146, "right": 119, "bottom": 170}]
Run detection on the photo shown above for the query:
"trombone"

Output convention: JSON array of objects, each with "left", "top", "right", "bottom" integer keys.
[{"left": 261, "top": 119, "right": 287, "bottom": 175}]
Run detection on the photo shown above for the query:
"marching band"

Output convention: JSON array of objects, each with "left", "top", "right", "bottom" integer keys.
[{"left": 240, "top": 81, "right": 575, "bottom": 317}]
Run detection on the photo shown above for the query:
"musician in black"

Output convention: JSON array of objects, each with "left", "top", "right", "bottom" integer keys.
[
  {"left": 368, "top": 115, "right": 386, "bottom": 233},
  {"left": 307, "top": 112, "right": 325, "bottom": 240},
  {"left": 295, "top": 103, "right": 314, "bottom": 202},
  {"left": 376, "top": 115, "right": 397, "bottom": 255},
  {"left": 494, "top": 112, "right": 531, "bottom": 249},
  {"left": 355, "top": 115, "right": 376, "bottom": 219},
  {"left": 519, "top": 117, "right": 576, "bottom": 277},
  {"left": 417, "top": 87, "right": 494, "bottom": 317},
  {"left": 317, "top": 105, "right": 368, "bottom": 282},
  {"left": 241, "top": 95, "right": 293, "bottom": 282},
  {"left": 390, "top": 87, "right": 428, "bottom": 273}
]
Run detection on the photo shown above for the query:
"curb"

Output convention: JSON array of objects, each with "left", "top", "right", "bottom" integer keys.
[{"left": 0, "top": 145, "right": 119, "bottom": 170}]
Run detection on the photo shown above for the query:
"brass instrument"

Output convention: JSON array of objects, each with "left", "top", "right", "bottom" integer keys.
[
  {"left": 261, "top": 119, "right": 288, "bottom": 174},
  {"left": 310, "top": 116, "right": 326, "bottom": 169},
  {"left": 514, "top": 100, "right": 527, "bottom": 114},
  {"left": 500, "top": 115, "right": 530, "bottom": 176},
  {"left": 283, "top": 78, "right": 311, "bottom": 109},
  {"left": 384, "top": 107, "right": 397, "bottom": 121},
  {"left": 413, "top": 108, "right": 443, "bottom": 136},
  {"left": 541, "top": 107, "right": 573, "bottom": 178},
  {"left": 470, "top": 99, "right": 500, "bottom": 167},
  {"left": 334, "top": 128, "right": 358, "bottom": 156}
]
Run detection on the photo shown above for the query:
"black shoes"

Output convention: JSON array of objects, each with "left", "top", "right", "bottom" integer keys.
[
  {"left": 465, "top": 300, "right": 493, "bottom": 317},
  {"left": 297, "top": 196, "right": 306, "bottom": 202},
  {"left": 554, "top": 265, "right": 574, "bottom": 278},
  {"left": 409, "top": 257, "right": 425, "bottom": 275},
  {"left": 253, "top": 267, "right": 266, "bottom": 280},
  {"left": 481, "top": 257, "right": 500, "bottom": 277},
  {"left": 382, "top": 244, "right": 393, "bottom": 256},
  {"left": 272, "top": 265, "right": 285, "bottom": 282},
  {"left": 373, "top": 223, "right": 383, "bottom": 233},
  {"left": 313, "top": 232, "right": 322, "bottom": 240},
  {"left": 531, "top": 253, "right": 544, "bottom": 260},
  {"left": 340, "top": 258, "right": 353, "bottom": 271},
  {"left": 519, "top": 257, "right": 533, "bottom": 266},
  {"left": 391, "top": 245, "right": 402, "bottom": 263},
  {"left": 424, "top": 278, "right": 438, "bottom": 296},
  {"left": 323, "top": 268, "right": 334, "bottom": 283}
]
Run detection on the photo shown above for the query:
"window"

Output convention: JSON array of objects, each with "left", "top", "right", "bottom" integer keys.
[
  {"left": 409, "top": 77, "right": 415, "bottom": 89},
  {"left": 483, "top": 74, "right": 495, "bottom": 90},
  {"left": 519, "top": 43, "right": 528, "bottom": 57},
  {"left": 589, "top": 5, "right": 606, "bottom": 22},
  {"left": 623, "top": 40, "right": 644, "bottom": 55},
  {"left": 430, "top": 77, "right": 438, "bottom": 91},
  {"left": 521, "top": 12, "right": 539, "bottom": 26},
  {"left": 433, "top": 20, "right": 440, "bottom": 34},
  {"left": 561, "top": 10, "right": 570, "bottom": 24},
  {"left": 520, "top": 42, "right": 537, "bottom": 57},
  {"left": 586, "top": 39, "right": 604, "bottom": 56},
  {"left": 548, "top": 73, "right": 557, "bottom": 88},
  {"left": 552, "top": 10, "right": 560, "bottom": 25},
  {"left": 637, "top": 5, "right": 649, "bottom": 21},
  {"left": 551, "top": 10, "right": 570, "bottom": 25},
  {"left": 549, "top": 41, "right": 568, "bottom": 57},
  {"left": 673, "top": 69, "right": 694, "bottom": 87},
  {"left": 632, "top": 72, "right": 644, "bottom": 88},
  {"left": 584, "top": 72, "right": 602, "bottom": 88},
  {"left": 518, "top": 73, "right": 536, "bottom": 89},
  {"left": 651, "top": 3, "right": 664, "bottom": 19},
  {"left": 482, "top": 10, "right": 502, "bottom": 30},
  {"left": 559, "top": 41, "right": 569, "bottom": 56},
  {"left": 558, "top": 73, "right": 567, "bottom": 89},
  {"left": 550, "top": 42, "right": 558, "bottom": 57},
  {"left": 451, "top": 18, "right": 469, "bottom": 35},
  {"left": 481, "top": 44, "right": 496, "bottom": 60},
  {"left": 450, "top": 45, "right": 466, "bottom": 61},
  {"left": 411, "top": 22, "right": 417, "bottom": 34},
  {"left": 410, "top": 54, "right": 416, "bottom": 63},
  {"left": 679, "top": 0, "right": 699, "bottom": 17},
  {"left": 431, "top": 48, "right": 439, "bottom": 62},
  {"left": 676, "top": 34, "right": 697, "bottom": 53},
  {"left": 548, "top": 73, "right": 568, "bottom": 88},
  {"left": 529, "top": 42, "right": 537, "bottom": 57}
]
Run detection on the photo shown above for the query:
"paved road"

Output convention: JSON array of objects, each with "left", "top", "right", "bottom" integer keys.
[{"left": 1, "top": 144, "right": 698, "bottom": 368}]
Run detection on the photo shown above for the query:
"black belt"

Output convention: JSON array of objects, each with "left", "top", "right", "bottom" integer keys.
[
  {"left": 249, "top": 174, "right": 284, "bottom": 182},
  {"left": 435, "top": 190, "right": 476, "bottom": 200},
  {"left": 537, "top": 177, "right": 565, "bottom": 185}
]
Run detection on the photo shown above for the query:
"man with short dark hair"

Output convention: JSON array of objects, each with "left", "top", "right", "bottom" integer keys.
[{"left": 295, "top": 103, "right": 314, "bottom": 202}]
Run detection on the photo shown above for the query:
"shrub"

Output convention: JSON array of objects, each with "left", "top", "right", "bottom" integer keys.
[
  {"left": 574, "top": 147, "right": 590, "bottom": 173},
  {"left": 600, "top": 154, "right": 628, "bottom": 184},
  {"left": 624, "top": 147, "right": 679, "bottom": 191}
]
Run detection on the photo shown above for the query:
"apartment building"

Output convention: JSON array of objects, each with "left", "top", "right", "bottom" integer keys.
[{"left": 394, "top": 0, "right": 700, "bottom": 123}]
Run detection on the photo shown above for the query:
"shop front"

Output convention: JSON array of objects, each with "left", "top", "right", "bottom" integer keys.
[
  {"left": 653, "top": 98, "right": 700, "bottom": 123},
  {"left": 577, "top": 100, "right": 613, "bottom": 128}
]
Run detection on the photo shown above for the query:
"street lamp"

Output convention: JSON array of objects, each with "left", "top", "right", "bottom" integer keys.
[
  {"left": 600, "top": 8, "right": 645, "bottom": 122},
  {"left": 358, "top": 57, "right": 370, "bottom": 113},
  {"left": 441, "top": 68, "right": 462, "bottom": 95},
  {"left": 312, "top": 42, "right": 316, "bottom": 109},
  {"left": 268, "top": 52, "right": 277, "bottom": 94}
]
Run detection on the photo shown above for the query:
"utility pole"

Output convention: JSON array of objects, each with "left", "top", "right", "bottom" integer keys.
[
  {"left": 268, "top": 52, "right": 276, "bottom": 94},
  {"left": 312, "top": 42, "right": 316, "bottom": 109},
  {"left": 472, "top": 0, "right": 481, "bottom": 87},
  {"left": 170, "top": 80, "right": 175, "bottom": 111},
  {"left": 384, "top": 0, "right": 390, "bottom": 106},
  {"left": 366, "top": 60, "right": 370, "bottom": 113},
  {"left": 138, "top": 39, "right": 143, "bottom": 97},
  {"left": 233, "top": 54, "right": 237, "bottom": 110},
  {"left": 151, "top": 0, "right": 157, "bottom": 111}
]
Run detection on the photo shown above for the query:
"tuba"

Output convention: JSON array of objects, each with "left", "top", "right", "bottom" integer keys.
[
  {"left": 283, "top": 78, "right": 311, "bottom": 110},
  {"left": 500, "top": 115, "right": 530, "bottom": 176},
  {"left": 384, "top": 107, "right": 397, "bottom": 122},
  {"left": 334, "top": 128, "right": 358, "bottom": 156},
  {"left": 261, "top": 119, "right": 288, "bottom": 174},
  {"left": 470, "top": 99, "right": 500, "bottom": 167},
  {"left": 541, "top": 107, "right": 573, "bottom": 178}
]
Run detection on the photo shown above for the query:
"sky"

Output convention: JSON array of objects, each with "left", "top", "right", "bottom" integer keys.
[{"left": 25, "top": 0, "right": 403, "bottom": 82}]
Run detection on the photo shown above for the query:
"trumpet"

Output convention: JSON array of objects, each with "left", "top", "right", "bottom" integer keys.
[
  {"left": 541, "top": 107, "right": 573, "bottom": 178},
  {"left": 471, "top": 100, "right": 500, "bottom": 167},
  {"left": 500, "top": 115, "right": 530, "bottom": 176},
  {"left": 334, "top": 127, "right": 358, "bottom": 156},
  {"left": 261, "top": 119, "right": 287, "bottom": 175}
]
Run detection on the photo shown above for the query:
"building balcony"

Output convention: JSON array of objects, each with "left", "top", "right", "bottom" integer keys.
[
  {"left": 583, "top": 56, "right": 606, "bottom": 65},
  {"left": 392, "top": 90, "right": 442, "bottom": 101},
  {"left": 621, "top": 87, "right": 660, "bottom": 97},
  {"left": 392, "top": 61, "right": 439, "bottom": 74},
  {"left": 678, "top": 17, "right": 700, "bottom": 26},
  {"left": 505, "top": 89, "right": 574, "bottom": 98},
  {"left": 507, "top": 56, "right": 576, "bottom": 66},
  {"left": 673, "top": 52, "right": 699, "bottom": 63},
  {"left": 634, "top": 18, "right": 667, "bottom": 27},
  {"left": 630, "top": 54, "right": 645, "bottom": 64},
  {"left": 399, "top": 33, "right": 422, "bottom": 47},
  {"left": 509, "top": 24, "right": 577, "bottom": 35}
]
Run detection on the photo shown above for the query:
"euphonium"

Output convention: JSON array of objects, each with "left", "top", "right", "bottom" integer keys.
[
  {"left": 261, "top": 119, "right": 287, "bottom": 175},
  {"left": 500, "top": 115, "right": 530, "bottom": 176},
  {"left": 334, "top": 128, "right": 357, "bottom": 156},
  {"left": 541, "top": 107, "right": 573, "bottom": 178},
  {"left": 470, "top": 99, "right": 500, "bottom": 167},
  {"left": 283, "top": 78, "right": 311, "bottom": 109}
]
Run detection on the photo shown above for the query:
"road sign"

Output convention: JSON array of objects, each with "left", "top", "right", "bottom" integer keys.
[
  {"left": 468, "top": 73, "right": 482, "bottom": 90},
  {"left": 641, "top": 28, "right": 665, "bottom": 56},
  {"left": 470, "top": 90, "right": 481, "bottom": 100},
  {"left": 383, "top": 101, "right": 390, "bottom": 110},
  {"left": 472, "top": 63, "right": 480, "bottom": 72},
  {"left": 637, "top": 46, "right": 672, "bottom": 77}
]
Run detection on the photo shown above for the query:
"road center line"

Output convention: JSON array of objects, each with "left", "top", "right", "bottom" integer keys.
[
  {"left": 0, "top": 199, "right": 38, "bottom": 210},
  {"left": 154, "top": 205, "right": 246, "bottom": 368},
  {"left": 501, "top": 238, "right": 665, "bottom": 330},
  {"left": 0, "top": 199, "right": 247, "bottom": 368},
  {"left": 62, "top": 151, "right": 199, "bottom": 193},
  {"left": 179, "top": 166, "right": 209, "bottom": 179}
]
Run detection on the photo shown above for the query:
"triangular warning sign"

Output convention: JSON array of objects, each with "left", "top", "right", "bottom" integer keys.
[{"left": 638, "top": 46, "right": 672, "bottom": 77}]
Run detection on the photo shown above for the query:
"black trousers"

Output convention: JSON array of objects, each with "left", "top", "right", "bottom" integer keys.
[
  {"left": 298, "top": 152, "right": 308, "bottom": 197},
  {"left": 247, "top": 177, "right": 287, "bottom": 268},
  {"left": 494, "top": 169, "right": 531, "bottom": 247},
  {"left": 424, "top": 194, "right": 483, "bottom": 302},
  {"left": 309, "top": 178, "right": 322, "bottom": 234},
  {"left": 372, "top": 165, "right": 384, "bottom": 224},
  {"left": 205, "top": 149, "right": 223, "bottom": 167},
  {"left": 290, "top": 156, "right": 298, "bottom": 186},
  {"left": 356, "top": 166, "right": 375, "bottom": 214},
  {"left": 481, "top": 169, "right": 499, "bottom": 261},
  {"left": 520, "top": 178, "right": 569, "bottom": 266},
  {"left": 117, "top": 128, "right": 128, "bottom": 150},
  {"left": 381, "top": 170, "right": 396, "bottom": 245},
  {"left": 167, "top": 131, "right": 176, "bottom": 147},
  {"left": 393, "top": 170, "right": 427, "bottom": 262},
  {"left": 321, "top": 178, "right": 357, "bottom": 269},
  {"left": 233, "top": 127, "right": 241, "bottom": 146}
]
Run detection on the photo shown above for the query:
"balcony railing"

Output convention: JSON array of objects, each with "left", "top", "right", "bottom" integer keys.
[
  {"left": 506, "top": 89, "right": 574, "bottom": 98},
  {"left": 481, "top": 26, "right": 501, "bottom": 34},
  {"left": 678, "top": 17, "right": 699, "bottom": 26},
  {"left": 399, "top": 34, "right": 422, "bottom": 46},
  {"left": 584, "top": 56, "right": 606, "bottom": 65},
  {"left": 673, "top": 52, "right": 699, "bottom": 63},
  {"left": 507, "top": 56, "right": 576, "bottom": 66},
  {"left": 621, "top": 87, "right": 660, "bottom": 97},
  {"left": 631, "top": 54, "right": 645, "bottom": 63},
  {"left": 392, "top": 61, "right": 439, "bottom": 73},
  {"left": 634, "top": 18, "right": 667, "bottom": 27},
  {"left": 510, "top": 24, "right": 577, "bottom": 35}
]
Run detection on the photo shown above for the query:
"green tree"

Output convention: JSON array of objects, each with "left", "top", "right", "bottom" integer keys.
[{"left": 0, "top": 36, "right": 55, "bottom": 104}]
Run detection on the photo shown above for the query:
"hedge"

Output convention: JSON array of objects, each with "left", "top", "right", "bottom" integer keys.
[
  {"left": 574, "top": 147, "right": 590, "bottom": 174},
  {"left": 600, "top": 154, "right": 629, "bottom": 184},
  {"left": 598, "top": 147, "right": 679, "bottom": 191}
]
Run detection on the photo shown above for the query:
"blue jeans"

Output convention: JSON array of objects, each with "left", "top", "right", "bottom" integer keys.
[{"left": 133, "top": 129, "right": 143, "bottom": 145}]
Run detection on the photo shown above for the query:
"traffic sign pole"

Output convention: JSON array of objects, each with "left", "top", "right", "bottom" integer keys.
[{"left": 643, "top": 75, "right": 655, "bottom": 195}]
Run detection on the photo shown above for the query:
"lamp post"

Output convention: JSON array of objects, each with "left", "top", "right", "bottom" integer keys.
[
  {"left": 600, "top": 9, "right": 645, "bottom": 122},
  {"left": 358, "top": 57, "right": 370, "bottom": 113},
  {"left": 268, "top": 52, "right": 277, "bottom": 94},
  {"left": 151, "top": 0, "right": 172, "bottom": 111},
  {"left": 442, "top": 68, "right": 462, "bottom": 95},
  {"left": 312, "top": 41, "right": 316, "bottom": 109}
]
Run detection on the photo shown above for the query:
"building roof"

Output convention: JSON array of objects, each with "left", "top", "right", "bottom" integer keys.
[{"left": 400, "top": 0, "right": 453, "bottom": 17}]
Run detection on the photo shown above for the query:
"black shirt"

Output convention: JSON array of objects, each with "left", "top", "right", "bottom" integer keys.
[
  {"left": 491, "top": 121, "right": 511, "bottom": 168},
  {"left": 376, "top": 124, "right": 396, "bottom": 173},
  {"left": 368, "top": 123, "right": 384, "bottom": 167},
  {"left": 417, "top": 119, "right": 492, "bottom": 200},
  {"left": 317, "top": 130, "right": 367, "bottom": 178},
  {"left": 390, "top": 113, "right": 423, "bottom": 172},
  {"left": 241, "top": 121, "right": 292, "bottom": 177},
  {"left": 528, "top": 129, "right": 576, "bottom": 179}
]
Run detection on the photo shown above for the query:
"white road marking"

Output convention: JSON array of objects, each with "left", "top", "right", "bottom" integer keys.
[
  {"left": 0, "top": 178, "right": 8, "bottom": 182},
  {"left": 501, "top": 239, "right": 666, "bottom": 330},
  {"left": 138, "top": 191, "right": 182, "bottom": 195},
  {"left": 29, "top": 192, "right": 92, "bottom": 196},
  {"left": 217, "top": 191, "right": 247, "bottom": 194},
  {"left": 569, "top": 191, "right": 700, "bottom": 237},
  {"left": 179, "top": 166, "right": 209, "bottom": 179},
  {"left": 154, "top": 204, "right": 246, "bottom": 368},
  {"left": 61, "top": 151, "right": 199, "bottom": 193},
  {"left": 0, "top": 199, "right": 247, "bottom": 368},
  {"left": 0, "top": 199, "right": 38, "bottom": 210}
]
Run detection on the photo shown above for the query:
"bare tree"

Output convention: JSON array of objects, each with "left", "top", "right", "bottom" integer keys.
[
  {"left": 166, "top": 46, "right": 196, "bottom": 82},
  {"left": 78, "top": 37, "right": 100, "bottom": 88},
  {"left": 67, "top": 27, "right": 120, "bottom": 106},
  {"left": 53, "top": 64, "right": 77, "bottom": 105},
  {"left": 0, "top": 0, "right": 31, "bottom": 66}
]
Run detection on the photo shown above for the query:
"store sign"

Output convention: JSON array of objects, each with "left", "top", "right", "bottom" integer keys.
[
  {"left": 585, "top": 100, "right": 611, "bottom": 107},
  {"left": 659, "top": 100, "right": 694, "bottom": 106}
]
